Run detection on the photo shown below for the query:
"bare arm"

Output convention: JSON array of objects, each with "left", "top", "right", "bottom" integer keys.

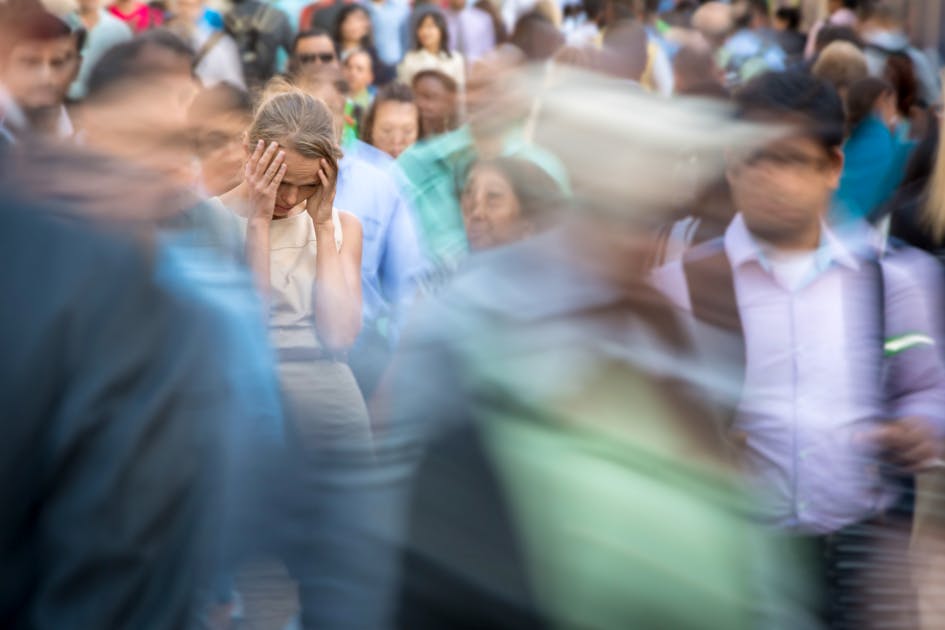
[
  {"left": 220, "top": 140, "right": 286, "bottom": 297},
  {"left": 308, "top": 160, "right": 364, "bottom": 351}
]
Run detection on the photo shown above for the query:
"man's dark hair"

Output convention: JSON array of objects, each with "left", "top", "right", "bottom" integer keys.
[
  {"left": 775, "top": 7, "right": 801, "bottom": 31},
  {"left": 511, "top": 11, "right": 565, "bottom": 61},
  {"left": 85, "top": 29, "right": 195, "bottom": 102},
  {"left": 361, "top": 81, "right": 417, "bottom": 146},
  {"left": 734, "top": 71, "right": 846, "bottom": 150},
  {"left": 815, "top": 25, "right": 863, "bottom": 54},
  {"left": 0, "top": 1, "right": 77, "bottom": 60},
  {"left": 732, "top": 0, "right": 769, "bottom": 30},
  {"left": 292, "top": 27, "right": 334, "bottom": 56},
  {"left": 188, "top": 82, "right": 253, "bottom": 120},
  {"left": 600, "top": 19, "right": 648, "bottom": 82},
  {"left": 411, "top": 68, "right": 458, "bottom": 94}
]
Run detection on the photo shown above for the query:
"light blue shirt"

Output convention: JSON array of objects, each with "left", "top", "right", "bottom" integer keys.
[
  {"left": 365, "top": 0, "right": 410, "bottom": 67},
  {"left": 336, "top": 150, "right": 426, "bottom": 341},
  {"left": 68, "top": 10, "right": 133, "bottom": 100}
]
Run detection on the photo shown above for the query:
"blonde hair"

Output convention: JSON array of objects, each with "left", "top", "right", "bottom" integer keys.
[
  {"left": 811, "top": 42, "right": 868, "bottom": 95},
  {"left": 248, "top": 77, "right": 342, "bottom": 172}
]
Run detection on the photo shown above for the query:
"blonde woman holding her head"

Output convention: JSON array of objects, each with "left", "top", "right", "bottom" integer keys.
[{"left": 219, "top": 84, "right": 370, "bottom": 451}]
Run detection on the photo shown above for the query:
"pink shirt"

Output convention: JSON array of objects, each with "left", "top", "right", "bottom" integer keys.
[{"left": 108, "top": 3, "right": 164, "bottom": 34}]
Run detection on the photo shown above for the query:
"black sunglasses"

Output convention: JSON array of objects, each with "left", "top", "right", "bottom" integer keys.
[{"left": 298, "top": 52, "right": 336, "bottom": 64}]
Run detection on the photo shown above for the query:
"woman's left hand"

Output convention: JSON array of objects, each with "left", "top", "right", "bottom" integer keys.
[{"left": 306, "top": 159, "right": 337, "bottom": 227}]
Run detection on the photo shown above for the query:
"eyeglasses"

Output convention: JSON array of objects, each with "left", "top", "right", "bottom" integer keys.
[{"left": 298, "top": 52, "right": 336, "bottom": 65}]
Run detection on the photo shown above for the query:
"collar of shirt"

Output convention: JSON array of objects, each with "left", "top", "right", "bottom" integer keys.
[
  {"left": 724, "top": 212, "right": 861, "bottom": 277},
  {"left": 0, "top": 84, "right": 28, "bottom": 134}
]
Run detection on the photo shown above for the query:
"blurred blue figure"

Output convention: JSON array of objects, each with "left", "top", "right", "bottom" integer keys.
[
  {"left": 717, "top": 0, "right": 786, "bottom": 87},
  {"left": 0, "top": 184, "right": 283, "bottom": 628}
]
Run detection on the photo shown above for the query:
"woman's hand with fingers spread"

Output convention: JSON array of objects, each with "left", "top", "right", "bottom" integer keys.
[
  {"left": 305, "top": 158, "right": 338, "bottom": 228},
  {"left": 245, "top": 140, "right": 287, "bottom": 221}
]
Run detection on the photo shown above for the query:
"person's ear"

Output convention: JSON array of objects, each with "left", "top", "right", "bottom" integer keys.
[{"left": 826, "top": 146, "right": 844, "bottom": 189}]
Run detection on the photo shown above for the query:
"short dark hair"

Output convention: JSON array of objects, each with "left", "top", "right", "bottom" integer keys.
[
  {"left": 732, "top": 0, "right": 769, "bottom": 30},
  {"left": 411, "top": 68, "right": 458, "bottom": 94},
  {"left": 600, "top": 19, "right": 648, "bottom": 81},
  {"left": 292, "top": 27, "right": 334, "bottom": 56},
  {"left": 188, "top": 82, "right": 253, "bottom": 121},
  {"left": 734, "top": 71, "right": 846, "bottom": 150},
  {"left": 511, "top": 11, "right": 565, "bottom": 61},
  {"left": 0, "top": 1, "right": 76, "bottom": 60},
  {"left": 815, "top": 25, "right": 863, "bottom": 53},
  {"left": 86, "top": 29, "right": 195, "bottom": 102},
  {"left": 413, "top": 9, "right": 451, "bottom": 56},
  {"left": 775, "top": 7, "right": 801, "bottom": 31},
  {"left": 845, "top": 76, "right": 893, "bottom": 130},
  {"left": 361, "top": 82, "right": 417, "bottom": 146}
]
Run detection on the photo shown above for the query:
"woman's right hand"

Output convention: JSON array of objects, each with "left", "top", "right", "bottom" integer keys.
[{"left": 245, "top": 140, "right": 287, "bottom": 221}]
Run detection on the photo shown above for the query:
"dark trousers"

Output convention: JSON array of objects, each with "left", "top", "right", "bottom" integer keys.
[{"left": 804, "top": 496, "right": 918, "bottom": 630}]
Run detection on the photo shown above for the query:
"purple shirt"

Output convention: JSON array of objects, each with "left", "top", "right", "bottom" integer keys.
[
  {"left": 445, "top": 7, "right": 496, "bottom": 64},
  {"left": 651, "top": 214, "right": 945, "bottom": 534}
]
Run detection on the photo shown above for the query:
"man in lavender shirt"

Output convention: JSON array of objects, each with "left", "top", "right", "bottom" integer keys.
[
  {"left": 444, "top": 0, "right": 496, "bottom": 65},
  {"left": 651, "top": 71, "right": 945, "bottom": 628}
]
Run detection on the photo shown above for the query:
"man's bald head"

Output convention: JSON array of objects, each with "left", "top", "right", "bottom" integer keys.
[{"left": 692, "top": 2, "right": 733, "bottom": 49}]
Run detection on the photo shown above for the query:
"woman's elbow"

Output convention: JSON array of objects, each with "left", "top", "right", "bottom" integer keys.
[{"left": 319, "top": 317, "right": 363, "bottom": 352}]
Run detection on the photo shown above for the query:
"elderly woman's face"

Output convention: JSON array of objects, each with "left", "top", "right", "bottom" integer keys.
[{"left": 461, "top": 164, "right": 530, "bottom": 251}]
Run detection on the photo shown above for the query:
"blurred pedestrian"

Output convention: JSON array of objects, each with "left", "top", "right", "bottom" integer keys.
[
  {"left": 344, "top": 48, "right": 376, "bottom": 111},
  {"left": 288, "top": 27, "right": 340, "bottom": 78},
  {"left": 0, "top": 4, "right": 80, "bottom": 143},
  {"left": 652, "top": 70, "right": 945, "bottom": 629},
  {"left": 859, "top": 1, "right": 941, "bottom": 109},
  {"left": 222, "top": 0, "right": 293, "bottom": 90},
  {"left": 716, "top": 0, "right": 786, "bottom": 87},
  {"left": 365, "top": 0, "right": 410, "bottom": 69},
  {"left": 68, "top": 0, "right": 132, "bottom": 100},
  {"left": 412, "top": 69, "right": 460, "bottom": 139},
  {"left": 398, "top": 9, "right": 465, "bottom": 91},
  {"left": 189, "top": 82, "right": 254, "bottom": 196},
  {"left": 443, "top": 0, "right": 497, "bottom": 65},
  {"left": 835, "top": 76, "right": 913, "bottom": 223},
  {"left": 108, "top": 0, "right": 165, "bottom": 32},
  {"left": 361, "top": 81, "right": 419, "bottom": 160},
  {"left": 461, "top": 157, "right": 562, "bottom": 251},
  {"left": 804, "top": 0, "right": 859, "bottom": 61},
  {"left": 167, "top": 0, "right": 246, "bottom": 89},
  {"left": 811, "top": 40, "right": 867, "bottom": 101}
]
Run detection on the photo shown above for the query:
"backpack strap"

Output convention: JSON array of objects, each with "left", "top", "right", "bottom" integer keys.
[
  {"left": 682, "top": 237, "right": 743, "bottom": 334},
  {"left": 193, "top": 30, "right": 225, "bottom": 69}
]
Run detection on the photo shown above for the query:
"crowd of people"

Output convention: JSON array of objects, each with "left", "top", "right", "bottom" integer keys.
[{"left": 4, "top": 0, "right": 945, "bottom": 628}]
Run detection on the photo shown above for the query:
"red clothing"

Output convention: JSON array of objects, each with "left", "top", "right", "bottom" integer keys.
[{"left": 108, "top": 3, "right": 164, "bottom": 33}]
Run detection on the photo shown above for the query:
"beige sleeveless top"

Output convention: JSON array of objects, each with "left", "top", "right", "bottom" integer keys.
[{"left": 238, "top": 206, "right": 344, "bottom": 352}]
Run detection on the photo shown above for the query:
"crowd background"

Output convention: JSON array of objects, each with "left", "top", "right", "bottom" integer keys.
[{"left": 5, "top": 0, "right": 945, "bottom": 629}]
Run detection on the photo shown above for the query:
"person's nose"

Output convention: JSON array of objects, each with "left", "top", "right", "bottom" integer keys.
[{"left": 279, "top": 185, "right": 299, "bottom": 207}]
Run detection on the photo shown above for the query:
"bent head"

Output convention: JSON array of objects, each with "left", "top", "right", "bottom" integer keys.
[{"left": 246, "top": 87, "right": 341, "bottom": 218}]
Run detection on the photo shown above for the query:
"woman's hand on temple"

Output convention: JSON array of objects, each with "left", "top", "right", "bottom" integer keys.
[
  {"left": 306, "top": 159, "right": 337, "bottom": 227},
  {"left": 245, "top": 140, "right": 286, "bottom": 221}
]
